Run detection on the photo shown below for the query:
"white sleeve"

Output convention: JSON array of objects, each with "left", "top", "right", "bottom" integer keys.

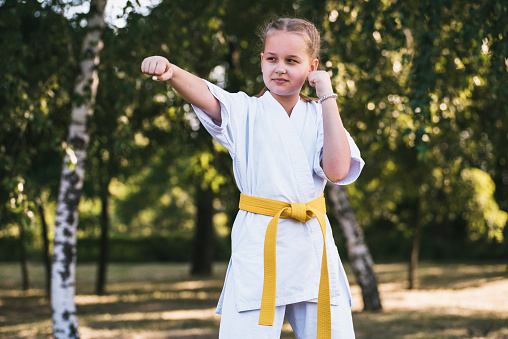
[
  {"left": 191, "top": 80, "right": 249, "bottom": 155},
  {"left": 313, "top": 119, "right": 365, "bottom": 185}
]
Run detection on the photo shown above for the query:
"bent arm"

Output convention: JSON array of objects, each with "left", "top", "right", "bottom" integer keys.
[
  {"left": 321, "top": 98, "right": 351, "bottom": 182},
  {"left": 308, "top": 70, "right": 352, "bottom": 182}
]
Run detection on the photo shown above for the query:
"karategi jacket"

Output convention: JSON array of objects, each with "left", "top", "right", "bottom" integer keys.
[{"left": 192, "top": 80, "right": 365, "bottom": 314}]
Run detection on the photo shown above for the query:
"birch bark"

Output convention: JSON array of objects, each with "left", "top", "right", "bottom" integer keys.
[
  {"left": 51, "top": 1, "right": 107, "bottom": 337},
  {"left": 326, "top": 183, "right": 382, "bottom": 311}
]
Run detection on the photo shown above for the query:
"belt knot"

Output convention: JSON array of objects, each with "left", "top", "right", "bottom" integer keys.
[{"left": 290, "top": 202, "right": 309, "bottom": 222}]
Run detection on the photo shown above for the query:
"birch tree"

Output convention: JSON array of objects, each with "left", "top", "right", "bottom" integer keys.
[
  {"left": 326, "top": 183, "right": 382, "bottom": 311},
  {"left": 51, "top": 0, "right": 107, "bottom": 337}
]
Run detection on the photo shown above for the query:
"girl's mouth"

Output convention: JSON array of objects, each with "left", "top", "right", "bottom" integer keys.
[{"left": 273, "top": 78, "right": 288, "bottom": 85}]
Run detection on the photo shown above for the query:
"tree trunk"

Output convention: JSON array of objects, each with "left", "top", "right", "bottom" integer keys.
[
  {"left": 37, "top": 199, "right": 52, "bottom": 299},
  {"left": 18, "top": 220, "right": 29, "bottom": 291},
  {"left": 51, "top": 1, "right": 106, "bottom": 338},
  {"left": 96, "top": 191, "right": 109, "bottom": 295},
  {"left": 408, "top": 197, "right": 423, "bottom": 290},
  {"left": 191, "top": 184, "right": 215, "bottom": 276},
  {"left": 326, "top": 183, "right": 382, "bottom": 311}
]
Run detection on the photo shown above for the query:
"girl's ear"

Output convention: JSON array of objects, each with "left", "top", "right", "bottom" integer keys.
[{"left": 309, "top": 58, "right": 319, "bottom": 72}]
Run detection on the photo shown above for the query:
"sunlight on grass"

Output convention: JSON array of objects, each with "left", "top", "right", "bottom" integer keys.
[
  {"left": 75, "top": 288, "right": 221, "bottom": 305},
  {"left": 75, "top": 294, "right": 120, "bottom": 305},
  {"left": 79, "top": 327, "right": 218, "bottom": 339},
  {"left": 84, "top": 307, "right": 218, "bottom": 322},
  {"left": 168, "top": 279, "right": 223, "bottom": 290},
  {"left": 351, "top": 265, "right": 508, "bottom": 316},
  {"left": 1, "top": 318, "right": 53, "bottom": 338}
]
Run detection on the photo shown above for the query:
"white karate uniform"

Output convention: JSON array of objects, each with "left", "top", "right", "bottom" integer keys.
[{"left": 192, "top": 81, "right": 365, "bottom": 338}]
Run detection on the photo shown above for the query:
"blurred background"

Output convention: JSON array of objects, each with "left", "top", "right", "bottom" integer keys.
[{"left": 0, "top": 0, "right": 507, "bottom": 338}]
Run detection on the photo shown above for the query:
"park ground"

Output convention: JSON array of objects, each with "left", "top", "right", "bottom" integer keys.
[{"left": 0, "top": 261, "right": 507, "bottom": 338}]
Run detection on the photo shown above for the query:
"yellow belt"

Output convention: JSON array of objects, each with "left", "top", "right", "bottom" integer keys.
[{"left": 238, "top": 193, "right": 331, "bottom": 339}]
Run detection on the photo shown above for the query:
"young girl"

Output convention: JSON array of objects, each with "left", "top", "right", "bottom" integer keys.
[{"left": 141, "top": 18, "right": 364, "bottom": 339}]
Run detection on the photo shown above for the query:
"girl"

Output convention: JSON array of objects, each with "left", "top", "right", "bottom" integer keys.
[{"left": 141, "top": 18, "right": 364, "bottom": 339}]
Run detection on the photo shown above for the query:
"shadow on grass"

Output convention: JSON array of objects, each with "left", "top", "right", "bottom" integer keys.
[
  {"left": 371, "top": 262, "right": 508, "bottom": 290},
  {"left": 418, "top": 268, "right": 508, "bottom": 290},
  {"left": 354, "top": 310, "right": 508, "bottom": 339}
]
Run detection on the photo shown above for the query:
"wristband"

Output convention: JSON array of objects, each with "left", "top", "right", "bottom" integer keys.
[{"left": 318, "top": 93, "right": 338, "bottom": 104}]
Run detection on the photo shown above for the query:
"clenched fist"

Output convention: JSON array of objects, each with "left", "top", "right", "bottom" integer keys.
[
  {"left": 141, "top": 56, "right": 173, "bottom": 81},
  {"left": 307, "top": 70, "right": 334, "bottom": 99}
]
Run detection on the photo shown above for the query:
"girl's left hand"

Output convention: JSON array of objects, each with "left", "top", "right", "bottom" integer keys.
[{"left": 307, "top": 71, "right": 334, "bottom": 99}]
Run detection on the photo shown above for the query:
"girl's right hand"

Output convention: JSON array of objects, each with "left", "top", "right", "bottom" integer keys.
[{"left": 141, "top": 56, "right": 173, "bottom": 81}]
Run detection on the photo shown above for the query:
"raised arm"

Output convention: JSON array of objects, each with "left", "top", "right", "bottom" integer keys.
[
  {"left": 308, "top": 70, "right": 351, "bottom": 182},
  {"left": 141, "top": 56, "right": 222, "bottom": 122}
]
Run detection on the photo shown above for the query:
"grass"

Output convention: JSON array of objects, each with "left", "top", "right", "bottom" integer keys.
[{"left": 0, "top": 261, "right": 507, "bottom": 338}]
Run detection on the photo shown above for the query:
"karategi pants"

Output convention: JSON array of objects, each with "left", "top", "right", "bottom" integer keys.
[{"left": 218, "top": 265, "right": 356, "bottom": 339}]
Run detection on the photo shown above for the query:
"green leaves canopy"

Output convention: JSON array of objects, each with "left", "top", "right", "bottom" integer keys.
[{"left": 1, "top": 0, "right": 506, "bottom": 260}]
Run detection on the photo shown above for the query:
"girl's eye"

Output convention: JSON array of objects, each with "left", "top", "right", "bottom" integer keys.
[
  {"left": 267, "top": 57, "right": 276, "bottom": 61},
  {"left": 287, "top": 59, "right": 298, "bottom": 63}
]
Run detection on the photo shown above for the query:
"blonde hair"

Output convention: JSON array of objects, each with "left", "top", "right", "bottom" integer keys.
[{"left": 256, "top": 18, "right": 321, "bottom": 102}]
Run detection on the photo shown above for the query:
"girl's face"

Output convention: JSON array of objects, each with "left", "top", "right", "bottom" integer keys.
[{"left": 261, "top": 32, "right": 318, "bottom": 100}]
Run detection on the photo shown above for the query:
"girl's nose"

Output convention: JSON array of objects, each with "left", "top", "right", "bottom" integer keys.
[{"left": 275, "top": 64, "right": 286, "bottom": 74}]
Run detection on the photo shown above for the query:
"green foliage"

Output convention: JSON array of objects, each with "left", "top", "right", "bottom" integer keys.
[
  {"left": 0, "top": 233, "right": 231, "bottom": 263},
  {"left": 1, "top": 0, "right": 506, "bottom": 263},
  {"left": 0, "top": 0, "right": 75, "bottom": 235},
  {"left": 458, "top": 168, "right": 507, "bottom": 242},
  {"left": 323, "top": 0, "right": 507, "bottom": 259},
  {"left": 87, "top": 0, "right": 234, "bottom": 239}
]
